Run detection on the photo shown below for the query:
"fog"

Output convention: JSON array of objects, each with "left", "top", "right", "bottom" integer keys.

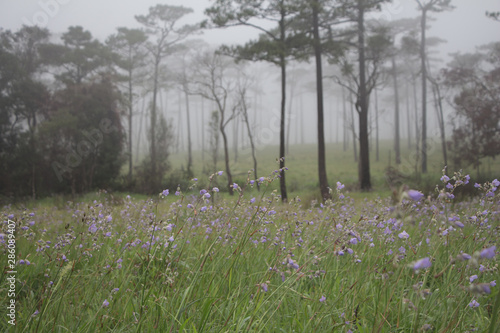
[{"left": 1, "top": 0, "right": 499, "bottom": 153}]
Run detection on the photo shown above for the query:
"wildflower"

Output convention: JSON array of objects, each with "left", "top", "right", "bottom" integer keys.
[
  {"left": 112, "top": 288, "right": 119, "bottom": 293},
  {"left": 161, "top": 189, "right": 169, "bottom": 197},
  {"left": 493, "top": 179, "right": 500, "bottom": 187},
  {"left": 456, "top": 253, "right": 471, "bottom": 261},
  {"left": 319, "top": 295, "right": 326, "bottom": 302},
  {"left": 102, "top": 299, "right": 110, "bottom": 307},
  {"left": 336, "top": 181, "right": 345, "bottom": 190},
  {"left": 259, "top": 177, "right": 265, "bottom": 183},
  {"left": 204, "top": 193, "right": 211, "bottom": 199},
  {"left": 387, "top": 249, "right": 393, "bottom": 255},
  {"left": 480, "top": 245, "right": 496, "bottom": 259},
  {"left": 88, "top": 224, "right": 97, "bottom": 233},
  {"left": 468, "top": 299, "right": 480, "bottom": 308},
  {"left": 32, "top": 310, "right": 39, "bottom": 317},
  {"left": 232, "top": 183, "right": 238, "bottom": 189},
  {"left": 217, "top": 171, "right": 223, "bottom": 176},
  {"left": 407, "top": 189, "right": 424, "bottom": 201},
  {"left": 250, "top": 197, "right": 256, "bottom": 204},
  {"left": 474, "top": 183, "right": 481, "bottom": 188},
  {"left": 200, "top": 189, "right": 207, "bottom": 196},
  {"left": 19, "top": 259, "right": 25, "bottom": 265},
  {"left": 261, "top": 283, "right": 268, "bottom": 292},
  {"left": 454, "top": 221, "right": 465, "bottom": 228},
  {"left": 441, "top": 175, "right": 450, "bottom": 183},
  {"left": 399, "top": 246, "right": 406, "bottom": 254},
  {"left": 464, "top": 175, "right": 470, "bottom": 184},
  {"left": 350, "top": 238, "right": 358, "bottom": 245},
  {"left": 412, "top": 257, "right": 432, "bottom": 271},
  {"left": 469, "top": 275, "right": 478, "bottom": 283},
  {"left": 398, "top": 231, "right": 410, "bottom": 239},
  {"left": 200, "top": 206, "right": 207, "bottom": 212},
  {"left": 213, "top": 187, "right": 219, "bottom": 193}
]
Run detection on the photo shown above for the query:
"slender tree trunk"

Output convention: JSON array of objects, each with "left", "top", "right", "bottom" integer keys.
[
  {"left": 184, "top": 89, "right": 193, "bottom": 176},
  {"left": 286, "top": 79, "right": 294, "bottom": 155},
  {"left": 279, "top": 15, "right": 288, "bottom": 202},
  {"left": 128, "top": 66, "right": 133, "bottom": 185},
  {"left": 312, "top": 0, "right": 330, "bottom": 200},
  {"left": 150, "top": 55, "right": 160, "bottom": 189},
  {"left": 242, "top": 98, "right": 259, "bottom": 191},
  {"left": 350, "top": 89, "right": 358, "bottom": 162},
  {"left": 405, "top": 80, "right": 412, "bottom": 149},
  {"left": 375, "top": 88, "right": 379, "bottom": 162},
  {"left": 430, "top": 77, "right": 447, "bottom": 167},
  {"left": 342, "top": 87, "right": 348, "bottom": 152},
  {"left": 201, "top": 96, "right": 205, "bottom": 161},
  {"left": 392, "top": 56, "right": 401, "bottom": 164},
  {"left": 357, "top": 1, "right": 371, "bottom": 190},
  {"left": 420, "top": 9, "right": 428, "bottom": 173}
]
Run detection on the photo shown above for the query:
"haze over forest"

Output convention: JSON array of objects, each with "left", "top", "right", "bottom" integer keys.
[{"left": 0, "top": 0, "right": 499, "bottom": 200}]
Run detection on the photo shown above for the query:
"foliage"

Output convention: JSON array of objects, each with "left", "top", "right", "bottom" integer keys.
[{"left": 443, "top": 42, "right": 500, "bottom": 169}]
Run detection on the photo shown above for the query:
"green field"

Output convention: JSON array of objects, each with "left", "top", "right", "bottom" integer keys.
[{"left": 1, "top": 142, "right": 499, "bottom": 332}]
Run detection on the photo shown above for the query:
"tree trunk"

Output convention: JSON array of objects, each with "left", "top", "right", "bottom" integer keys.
[
  {"left": 150, "top": 54, "right": 159, "bottom": 190},
  {"left": 128, "top": 65, "right": 133, "bottom": 185},
  {"left": 242, "top": 98, "right": 259, "bottom": 191},
  {"left": 312, "top": 0, "right": 331, "bottom": 200},
  {"left": 420, "top": 9, "right": 428, "bottom": 173},
  {"left": 279, "top": 14, "right": 288, "bottom": 202},
  {"left": 392, "top": 56, "right": 401, "bottom": 164},
  {"left": 357, "top": 1, "right": 371, "bottom": 190},
  {"left": 405, "top": 80, "right": 412, "bottom": 149},
  {"left": 375, "top": 88, "right": 379, "bottom": 162},
  {"left": 184, "top": 89, "right": 193, "bottom": 176}
]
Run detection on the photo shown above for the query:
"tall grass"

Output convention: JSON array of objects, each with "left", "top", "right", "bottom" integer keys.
[{"left": 1, "top": 169, "right": 499, "bottom": 332}]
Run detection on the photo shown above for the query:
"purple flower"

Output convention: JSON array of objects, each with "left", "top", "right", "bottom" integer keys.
[
  {"left": 457, "top": 253, "right": 471, "bottom": 261},
  {"left": 32, "top": 310, "right": 39, "bottom": 317},
  {"left": 493, "top": 179, "right": 500, "bottom": 187},
  {"left": 398, "top": 231, "right": 409, "bottom": 239},
  {"left": 250, "top": 197, "right": 256, "bottom": 204},
  {"left": 102, "top": 299, "right": 109, "bottom": 307},
  {"left": 468, "top": 299, "right": 480, "bottom": 308},
  {"left": 200, "top": 189, "right": 207, "bottom": 196},
  {"left": 470, "top": 275, "right": 478, "bottom": 283},
  {"left": 480, "top": 246, "right": 496, "bottom": 259},
  {"left": 213, "top": 187, "right": 219, "bottom": 193},
  {"left": 412, "top": 257, "right": 432, "bottom": 271},
  {"left": 478, "top": 283, "right": 491, "bottom": 294},
  {"left": 217, "top": 171, "right": 223, "bottom": 176},
  {"left": 161, "top": 189, "right": 169, "bottom": 197},
  {"left": 200, "top": 206, "right": 207, "bottom": 212},
  {"left": 336, "top": 181, "right": 345, "bottom": 190},
  {"left": 232, "top": 183, "right": 238, "bottom": 189},
  {"left": 454, "top": 221, "right": 465, "bottom": 228},
  {"left": 19, "top": 259, "right": 25, "bottom": 265},
  {"left": 261, "top": 283, "right": 268, "bottom": 292},
  {"left": 112, "top": 288, "right": 119, "bottom": 293},
  {"left": 407, "top": 190, "right": 424, "bottom": 201},
  {"left": 88, "top": 224, "right": 97, "bottom": 233},
  {"left": 399, "top": 246, "right": 406, "bottom": 254},
  {"left": 491, "top": 280, "right": 496, "bottom": 287},
  {"left": 319, "top": 295, "right": 326, "bottom": 302},
  {"left": 350, "top": 238, "right": 358, "bottom": 245},
  {"left": 474, "top": 183, "right": 481, "bottom": 188},
  {"left": 464, "top": 175, "right": 470, "bottom": 184},
  {"left": 441, "top": 175, "right": 450, "bottom": 183}
]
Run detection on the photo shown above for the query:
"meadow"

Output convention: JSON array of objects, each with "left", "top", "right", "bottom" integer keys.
[{"left": 1, "top": 142, "right": 499, "bottom": 332}]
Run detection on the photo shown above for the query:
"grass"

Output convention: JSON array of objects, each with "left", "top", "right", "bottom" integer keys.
[{"left": 0, "top": 164, "right": 499, "bottom": 332}]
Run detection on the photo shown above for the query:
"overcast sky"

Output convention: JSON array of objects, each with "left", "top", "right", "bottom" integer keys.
[{"left": 1, "top": 0, "right": 499, "bottom": 58}]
